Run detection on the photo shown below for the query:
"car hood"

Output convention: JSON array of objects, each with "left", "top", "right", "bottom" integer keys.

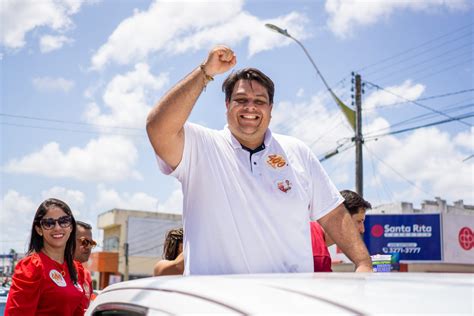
[{"left": 90, "top": 272, "right": 473, "bottom": 315}]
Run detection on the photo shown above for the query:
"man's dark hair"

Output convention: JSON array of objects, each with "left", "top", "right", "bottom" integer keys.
[
  {"left": 222, "top": 68, "right": 275, "bottom": 104},
  {"left": 340, "top": 190, "right": 372, "bottom": 215},
  {"left": 163, "top": 227, "right": 183, "bottom": 260},
  {"left": 76, "top": 220, "right": 92, "bottom": 230}
]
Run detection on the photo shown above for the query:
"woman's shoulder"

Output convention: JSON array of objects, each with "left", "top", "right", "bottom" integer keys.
[
  {"left": 14, "top": 253, "right": 44, "bottom": 279},
  {"left": 18, "top": 252, "right": 43, "bottom": 267}
]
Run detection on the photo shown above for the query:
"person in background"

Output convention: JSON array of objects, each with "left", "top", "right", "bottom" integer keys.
[
  {"left": 5, "top": 198, "right": 87, "bottom": 315},
  {"left": 146, "top": 45, "right": 372, "bottom": 275},
  {"left": 153, "top": 228, "right": 184, "bottom": 276},
  {"left": 74, "top": 221, "right": 96, "bottom": 303},
  {"left": 311, "top": 190, "right": 372, "bottom": 271}
]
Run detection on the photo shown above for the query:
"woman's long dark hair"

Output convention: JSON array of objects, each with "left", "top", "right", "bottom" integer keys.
[
  {"left": 29, "top": 198, "right": 78, "bottom": 284},
  {"left": 163, "top": 228, "right": 183, "bottom": 260}
]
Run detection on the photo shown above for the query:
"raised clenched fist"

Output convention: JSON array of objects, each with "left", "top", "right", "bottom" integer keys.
[{"left": 201, "top": 45, "right": 237, "bottom": 77}]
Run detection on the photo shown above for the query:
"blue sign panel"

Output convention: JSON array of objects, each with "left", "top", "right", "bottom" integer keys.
[{"left": 364, "top": 214, "right": 442, "bottom": 261}]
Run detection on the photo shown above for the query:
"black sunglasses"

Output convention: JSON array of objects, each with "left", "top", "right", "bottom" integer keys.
[
  {"left": 78, "top": 237, "right": 97, "bottom": 248},
  {"left": 39, "top": 215, "right": 72, "bottom": 230}
]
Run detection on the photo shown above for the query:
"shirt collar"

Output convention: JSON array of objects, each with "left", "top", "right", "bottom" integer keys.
[{"left": 223, "top": 125, "right": 273, "bottom": 149}]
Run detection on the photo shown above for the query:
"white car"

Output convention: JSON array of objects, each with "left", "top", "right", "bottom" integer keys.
[{"left": 86, "top": 273, "right": 473, "bottom": 315}]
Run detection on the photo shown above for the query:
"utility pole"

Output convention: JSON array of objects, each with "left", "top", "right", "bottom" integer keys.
[
  {"left": 353, "top": 73, "right": 364, "bottom": 197},
  {"left": 124, "top": 242, "right": 129, "bottom": 281},
  {"left": 124, "top": 219, "right": 129, "bottom": 281}
]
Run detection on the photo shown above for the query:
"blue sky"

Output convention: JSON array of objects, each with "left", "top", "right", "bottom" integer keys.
[{"left": 1, "top": 0, "right": 473, "bottom": 254}]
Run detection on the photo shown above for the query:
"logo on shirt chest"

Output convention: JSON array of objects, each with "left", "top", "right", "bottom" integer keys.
[
  {"left": 276, "top": 179, "right": 292, "bottom": 193},
  {"left": 266, "top": 154, "right": 287, "bottom": 169},
  {"left": 49, "top": 269, "right": 67, "bottom": 287}
]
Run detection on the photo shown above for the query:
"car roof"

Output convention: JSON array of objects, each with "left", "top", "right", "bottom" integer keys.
[{"left": 88, "top": 273, "right": 473, "bottom": 315}]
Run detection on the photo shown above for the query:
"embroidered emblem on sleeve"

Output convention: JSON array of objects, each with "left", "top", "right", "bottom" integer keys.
[
  {"left": 277, "top": 180, "right": 292, "bottom": 193},
  {"left": 267, "top": 154, "right": 287, "bottom": 169},
  {"left": 49, "top": 269, "right": 67, "bottom": 287}
]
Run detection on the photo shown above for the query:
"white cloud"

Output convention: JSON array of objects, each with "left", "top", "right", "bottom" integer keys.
[
  {"left": 454, "top": 127, "right": 473, "bottom": 150},
  {"left": 41, "top": 186, "right": 86, "bottom": 215},
  {"left": 94, "top": 182, "right": 183, "bottom": 214},
  {"left": 0, "top": 190, "right": 36, "bottom": 222},
  {"left": 94, "top": 184, "right": 160, "bottom": 212},
  {"left": 296, "top": 88, "right": 305, "bottom": 98},
  {"left": 0, "top": 190, "right": 36, "bottom": 253},
  {"left": 91, "top": 0, "right": 309, "bottom": 69},
  {"left": 158, "top": 181, "right": 183, "bottom": 214},
  {"left": 3, "top": 136, "right": 141, "bottom": 182},
  {"left": 366, "top": 127, "right": 473, "bottom": 204},
  {"left": 32, "top": 76, "right": 75, "bottom": 93},
  {"left": 84, "top": 63, "right": 168, "bottom": 128},
  {"left": 325, "top": 0, "right": 470, "bottom": 38},
  {"left": 39, "top": 34, "right": 73, "bottom": 53},
  {"left": 0, "top": 0, "right": 86, "bottom": 49},
  {"left": 271, "top": 90, "right": 353, "bottom": 156}
]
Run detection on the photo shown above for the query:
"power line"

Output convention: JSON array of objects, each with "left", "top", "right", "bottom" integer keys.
[
  {"left": 0, "top": 113, "right": 142, "bottom": 131},
  {"left": 356, "top": 23, "right": 473, "bottom": 73},
  {"left": 364, "top": 145, "right": 433, "bottom": 197},
  {"left": 319, "top": 141, "right": 354, "bottom": 162},
  {"left": 367, "top": 103, "right": 473, "bottom": 134},
  {"left": 463, "top": 155, "right": 474, "bottom": 162},
  {"left": 367, "top": 146, "right": 394, "bottom": 205},
  {"left": 365, "top": 112, "right": 474, "bottom": 140},
  {"left": 364, "top": 81, "right": 472, "bottom": 127},
  {"left": 369, "top": 42, "right": 472, "bottom": 84},
  {"left": 365, "top": 88, "right": 474, "bottom": 110},
  {"left": 412, "top": 56, "right": 473, "bottom": 82},
  {"left": 1, "top": 122, "right": 144, "bottom": 137}
]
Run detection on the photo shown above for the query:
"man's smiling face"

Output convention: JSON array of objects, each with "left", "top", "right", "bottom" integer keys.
[{"left": 226, "top": 79, "right": 272, "bottom": 149}]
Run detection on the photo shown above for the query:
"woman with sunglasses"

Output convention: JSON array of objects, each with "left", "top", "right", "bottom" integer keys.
[{"left": 5, "top": 198, "right": 88, "bottom": 315}]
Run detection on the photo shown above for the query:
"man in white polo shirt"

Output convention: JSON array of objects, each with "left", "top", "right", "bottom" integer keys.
[{"left": 146, "top": 45, "right": 372, "bottom": 275}]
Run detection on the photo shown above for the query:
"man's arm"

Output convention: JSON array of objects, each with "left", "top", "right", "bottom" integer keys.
[
  {"left": 146, "top": 45, "right": 236, "bottom": 169},
  {"left": 318, "top": 203, "right": 373, "bottom": 272}
]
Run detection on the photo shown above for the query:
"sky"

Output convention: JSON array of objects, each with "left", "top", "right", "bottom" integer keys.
[{"left": 1, "top": 0, "right": 473, "bottom": 254}]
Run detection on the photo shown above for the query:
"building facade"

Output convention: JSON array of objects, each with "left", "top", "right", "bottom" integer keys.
[{"left": 90, "top": 209, "right": 182, "bottom": 288}]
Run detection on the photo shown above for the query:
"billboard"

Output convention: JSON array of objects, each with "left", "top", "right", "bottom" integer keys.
[
  {"left": 442, "top": 213, "right": 474, "bottom": 264},
  {"left": 364, "top": 214, "right": 442, "bottom": 261}
]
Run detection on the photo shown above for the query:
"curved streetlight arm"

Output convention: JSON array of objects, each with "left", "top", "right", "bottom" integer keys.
[
  {"left": 264, "top": 23, "right": 355, "bottom": 131},
  {"left": 264, "top": 23, "right": 333, "bottom": 94}
]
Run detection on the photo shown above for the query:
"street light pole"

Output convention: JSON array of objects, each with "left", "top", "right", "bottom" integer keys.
[
  {"left": 354, "top": 74, "right": 363, "bottom": 197},
  {"left": 264, "top": 23, "right": 356, "bottom": 131}
]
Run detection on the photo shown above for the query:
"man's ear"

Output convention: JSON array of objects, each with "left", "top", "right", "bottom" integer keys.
[{"left": 225, "top": 101, "right": 230, "bottom": 110}]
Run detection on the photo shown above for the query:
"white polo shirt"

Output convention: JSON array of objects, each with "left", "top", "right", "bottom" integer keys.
[{"left": 157, "top": 123, "right": 343, "bottom": 275}]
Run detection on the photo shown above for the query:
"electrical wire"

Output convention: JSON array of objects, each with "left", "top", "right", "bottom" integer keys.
[
  {"left": 368, "top": 42, "right": 472, "bottom": 84},
  {"left": 366, "top": 145, "right": 394, "bottom": 205},
  {"left": 366, "top": 103, "right": 473, "bottom": 135},
  {"left": 364, "top": 81, "right": 472, "bottom": 127},
  {"left": 363, "top": 31, "right": 472, "bottom": 78},
  {"left": 1, "top": 122, "right": 144, "bottom": 137},
  {"left": 365, "top": 112, "right": 474, "bottom": 140},
  {"left": 412, "top": 56, "right": 473, "bottom": 82},
  {"left": 356, "top": 23, "right": 473, "bottom": 73},
  {"left": 364, "top": 88, "right": 473, "bottom": 111},
  {"left": 363, "top": 145, "right": 433, "bottom": 197},
  {"left": 0, "top": 113, "right": 142, "bottom": 131}
]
